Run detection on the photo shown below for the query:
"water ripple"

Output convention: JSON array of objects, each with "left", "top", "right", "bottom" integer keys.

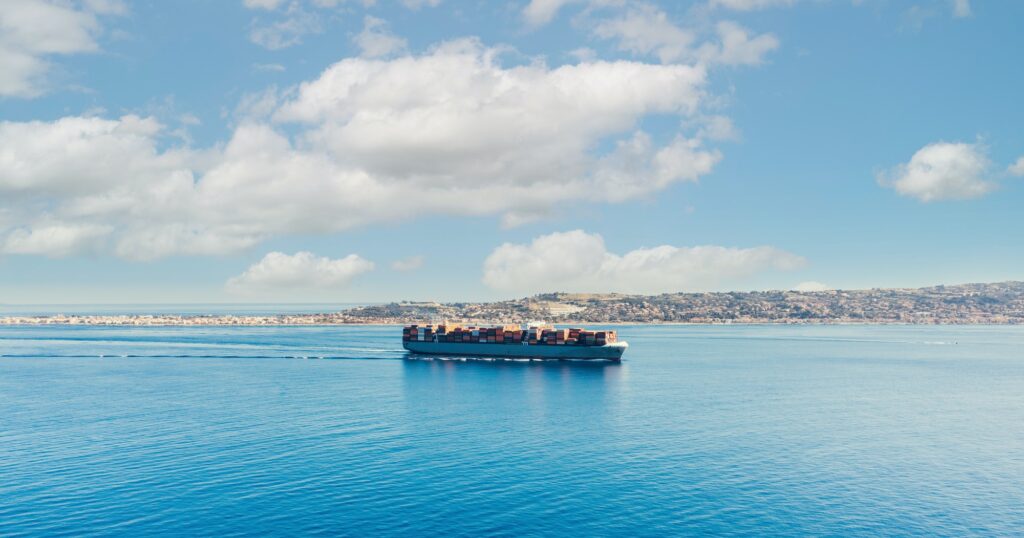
[{"left": 1, "top": 324, "right": 1023, "bottom": 536}]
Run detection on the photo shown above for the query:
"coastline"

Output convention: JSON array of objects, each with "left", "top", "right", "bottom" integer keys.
[
  {"left": 4, "top": 282, "right": 1024, "bottom": 326},
  {"left": 2, "top": 317, "right": 1022, "bottom": 327}
]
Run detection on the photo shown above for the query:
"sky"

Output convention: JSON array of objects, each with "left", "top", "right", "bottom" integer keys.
[{"left": 0, "top": 0, "right": 1021, "bottom": 304}]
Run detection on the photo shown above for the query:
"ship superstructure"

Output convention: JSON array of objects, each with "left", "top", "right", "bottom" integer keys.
[{"left": 402, "top": 324, "right": 627, "bottom": 360}]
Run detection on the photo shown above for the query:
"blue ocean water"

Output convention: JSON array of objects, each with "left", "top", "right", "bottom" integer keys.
[{"left": 1, "top": 324, "right": 1023, "bottom": 536}]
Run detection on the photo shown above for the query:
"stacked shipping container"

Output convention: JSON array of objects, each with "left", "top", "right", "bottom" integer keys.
[{"left": 402, "top": 324, "right": 617, "bottom": 346}]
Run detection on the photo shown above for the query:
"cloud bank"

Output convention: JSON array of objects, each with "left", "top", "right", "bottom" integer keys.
[
  {"left": 482, "top": 230, "right": 805, "bottom": 295},
  {"left": 226, "top": 251, "right": 374, "bottom": 294},
  {"left": 0, "top": 40, "right": 723, "bottom": 259},
  {"left": 0, "top": 0, "right": 124, "bottom": 97}
]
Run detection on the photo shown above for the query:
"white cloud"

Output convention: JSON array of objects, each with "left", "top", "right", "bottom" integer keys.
[
  {"left": 0, "top": 40, "right": 723, "bottom": 259},
  {"left": 698, "top": 21, "right": 779, "bottom": 66},
  {"left": 354, "top": 16, "right": 407, "bottom": 58},
  {"left": 594, "top": 4, "right": 695, "bottom": 64},
  {"left": 391, "top": 255, "right": 424, "bottom": 271},
  {"left": 709, "top": 0, "right": 796, "bottom": 10},
  {"left": 400, "top": 0, "right": 440, "bottom": 8},
  {"left": 306, "top": 0, "right": 381, "bottom": 7},
  {"left": 569, "top": 47, "right": 597, "bottom": 61},
  {"left": 1008, "top": 156, "right": 1024, "bottom": 177},
  {"left": 0, "top": 114, "right": 223, "bottom": 260},
  {"left": 0, "top": 114, "right": 171, "bottom": 195},
  {"left": 234, "top": 86, "right": 282, "bottom": 120},
  {"left": 523, "top": 0, "right": 579, "bottom": 27},
  {"left": 83, "top": 0, "right": 128, "bottom": 15},
  {"left": 696, "top": 115, "right": 739, "bottom": 141},
  {"left": 243, "top": 0, "right": 411, "bottom": 50},
  {"left": 879, "top": 141, "right": 995, "bottom": 202},
  {"left": 0, "top": 0, "right": 123, "bottom": 97},
  {"left": 244, "top": 0, "right": 287, "bottom": 9},
  {"left": 952, "top": 0, "right": 971, "bottom": 18},
  {"left": 2, "top": 223, "right": 111, "bottom": 257},
  {"left": 248, "top": 4, "right": 321, "bottom": 50},
  {"left": 273, "top": 37, "right": 714, "bottom": 206},
  {"left": 483, "top": 230, "right": 805, "bottom": 294},
  {"left": 594, "top": 6, "right": 777, "bottom": 67},
  {"left": 793, "top": 281, "right": 830, "bottom": 292},
  {"left": 226, "top": 251, "right": 374, "bottom": 294},
  {"left": 591, "top": 132, "right": 720, "bottom": 202},
  {"left": 244, "top": 0, "right": 371, "bottom": 9}
]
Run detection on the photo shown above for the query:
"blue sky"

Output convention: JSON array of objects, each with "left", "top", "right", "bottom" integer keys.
[{"left": 0, "top": 0, "right": 1021, "bottom": 303}]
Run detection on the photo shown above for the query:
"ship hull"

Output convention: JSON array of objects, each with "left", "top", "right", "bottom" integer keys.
[{"left": 403, "top": 341, "right": 627, "bottom": 360}]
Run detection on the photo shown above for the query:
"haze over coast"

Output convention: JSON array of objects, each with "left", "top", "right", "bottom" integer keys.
[{"left": 4, "top": 281, "right": 1023, "bottom": 326}]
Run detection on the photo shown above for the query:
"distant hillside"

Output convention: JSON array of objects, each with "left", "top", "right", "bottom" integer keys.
[
  {"left": 5, "top": 282, "right": 1024, "bottom": 326},
  {"left": 341, "top": 281, "right": 1024, "bottom": 324}
]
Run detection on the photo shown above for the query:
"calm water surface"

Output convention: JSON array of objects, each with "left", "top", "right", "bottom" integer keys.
[{"left": 1, "top": 325, "right": 1023, "bottom": 536}]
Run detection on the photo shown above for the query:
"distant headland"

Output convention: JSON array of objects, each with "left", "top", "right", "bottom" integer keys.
[{"left": 3, "top": 281, "right": 1024, "bottom": 326}]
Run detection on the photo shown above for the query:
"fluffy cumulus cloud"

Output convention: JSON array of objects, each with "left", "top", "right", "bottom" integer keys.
[
  {"left": 0, "top": 0, "right": 124, "bottom": 97},
  {"left": 0, "top": 40, "right": 723, "bottom": 259},
  {"left": 879, "top": 141, "right": 995, "bottom": 202},
  {"left": 226, "top": 251, "right": 374, "bottom": 294},
  {"left": 273, "top": 38, "right": 715, "bottom": 218},
  {"left": 593, "top": 4, "right": 777, "bottom": 67},
  {"left": 483, "top": 230, "right": 805, "bottom": 294},
  {"left": 0, "top": 114, "right": 206, "bottom": 259}
]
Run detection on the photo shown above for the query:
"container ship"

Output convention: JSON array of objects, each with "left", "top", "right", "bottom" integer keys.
[{"left": 402, "top": 324, "right": 628, "bottom": 361}]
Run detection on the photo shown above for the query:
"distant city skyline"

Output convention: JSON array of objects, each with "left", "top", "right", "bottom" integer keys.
[{"left": 1, "top": 0, "right": 1021, "bottom": 303}]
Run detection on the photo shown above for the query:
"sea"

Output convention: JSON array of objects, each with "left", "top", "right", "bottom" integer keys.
[{"left": 1, "top": 323, "right": 1022, "bottom": 536}]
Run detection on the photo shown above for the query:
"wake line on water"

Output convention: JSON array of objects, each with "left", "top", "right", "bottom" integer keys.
[
  {"left": 0, "top": 354, "right": 403, "bottom": 360},
  {"left": 0, "top": 336, "right": 387, "bottom": 349},
  {"left": 1, "top": 353, "right": 620, "bottom": 364}
]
